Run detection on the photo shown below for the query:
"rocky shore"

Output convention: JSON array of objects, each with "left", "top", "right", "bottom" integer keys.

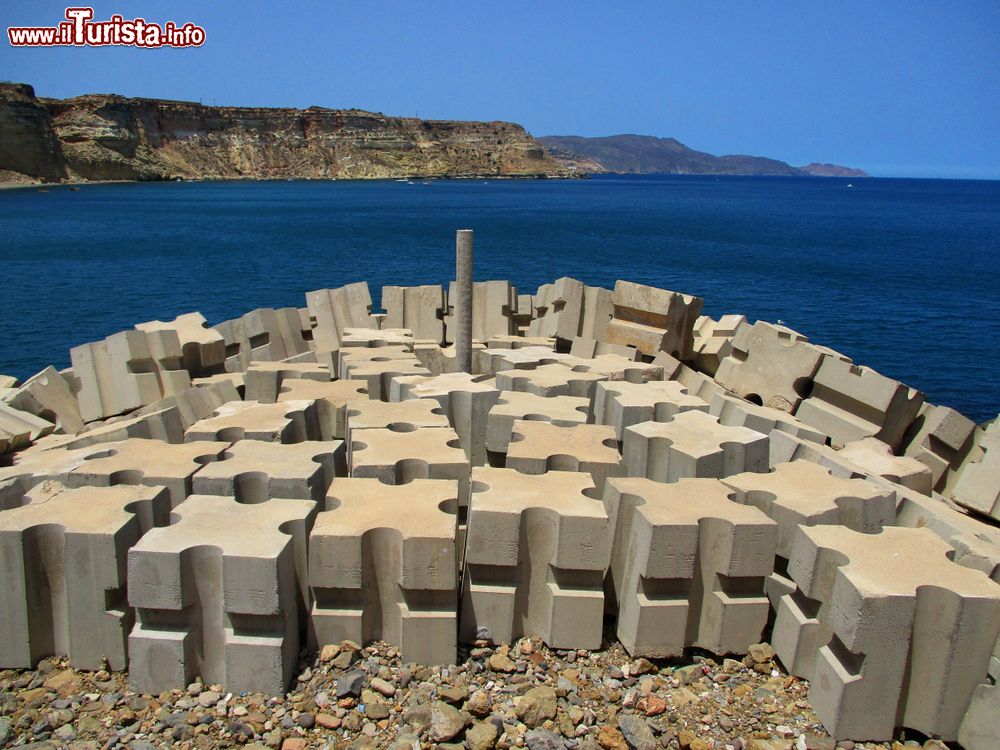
[{"left": 1, "top": 636, "right": 924, "bottom": 750}]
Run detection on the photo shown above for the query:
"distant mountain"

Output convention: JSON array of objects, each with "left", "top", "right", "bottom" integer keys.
[{"left": 538, "top": 134, "right": 867, "bottom": 177}]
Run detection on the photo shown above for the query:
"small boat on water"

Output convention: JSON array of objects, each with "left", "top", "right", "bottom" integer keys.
[{"left": 847, "top": 183, "right": 855, "bottom": 188}]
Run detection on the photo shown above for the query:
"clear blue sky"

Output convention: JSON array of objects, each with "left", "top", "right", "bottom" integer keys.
[{"left": 3, "top": 1, "right": 999, "bottom": 178}]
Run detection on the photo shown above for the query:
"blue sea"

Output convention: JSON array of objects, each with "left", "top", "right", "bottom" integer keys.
[{"left": 1, "top": 174, "right": 998, "bottom": 423}]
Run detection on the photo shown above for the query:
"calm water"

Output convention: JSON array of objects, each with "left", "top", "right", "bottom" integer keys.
[{"left": 1, "top": 175, "right": 998, "bottom": 422}]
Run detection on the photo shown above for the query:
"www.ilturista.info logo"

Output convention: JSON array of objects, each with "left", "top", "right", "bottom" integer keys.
[{"left": 8, "top": 7, "right": 206, "bottom": 48}]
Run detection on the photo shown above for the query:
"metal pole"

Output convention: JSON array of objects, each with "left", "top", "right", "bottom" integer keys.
[{"left": 455, "top": 229, "right": 474, "bottom": 373}]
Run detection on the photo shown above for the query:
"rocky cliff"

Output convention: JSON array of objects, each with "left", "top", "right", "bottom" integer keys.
[
  {"left": 538, "top": 134, "right": 868, "bottom": 177},
  {"left": 0, "top": 83, "right": 570, "bottom": 183}
]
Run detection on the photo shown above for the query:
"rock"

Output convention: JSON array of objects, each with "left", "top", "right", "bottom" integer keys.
[
  {"left": 42, "top": 670, "right": 79, "bottom": 697},
  {"left": 525, "top": 728, "right": 563, "bottom": 750},
  {"left": 489, "top": 653, "right": 517, "bottom": 673},
  {"left": 282, "top": 740, "right": 308, "bottom": 750},
  {"left": 467, "top": 720, "right": 500, "bottom": 750},
  {"left": 333, "top": 650, "right": 358, "bottom": 669},
  {"left": 516, "top": 686, "right": 557, "bottom": 728},
  {"left": 440, "top": 684, "right": 468, "bottom": 703},
  {"left": 197, "top": 690, "right": 221, "bottom": 708},
  {"left": 389, "top": 735, "right": 421, "bottom": 750},
  {"left": 795, "top": 735, "right": 836, "bottom": 750},
  {"left": 597, "top": 725, "right": 629, "bottom": 750},
  {"left": 0, "top": 717, "right": 10, "bottom": 745},
  {"left": 296, "top": 712, "right": 315, "bottom": 728},
  {"left": 370, "top": 677, "right": 396, "bottom": 697},
  {"left": 746, "top": 643, "right": 776, "bottom": 665},
  {"left": 403, "top": 704, "right": 432, "bottom": 733},
  {"left": 429, "top": 700, "right": 467, "bottom": 742},
  {"left": 467, "top": 690, "right": 491, "bottom": 717},
  {"left": 679, "top": 731, "right": 713, "bottom": 750},
  {"left": 320, "top": 644, "right": 340, "bottom": 662},
  {"left": 316, "top": 713, "right": 341, "bottom": 729},
  {"left": 53, "top": 723, "right": 76, "bottom": 741},
  {"left": 636, "top": 695, "right": 666, "bottom": 717},
  {"left": 337, "top": 670, "right": 366, "bottom": 698},
  {"left": 365, "top": 702, "right": 390, "bottom": 720},
  {"left": 674, "top": 665, "right": 703, "bottom": 685},
  {"left": 618, "top": 715, "right": 657, "bottom": 750},
  {"left": 630, "top": 658, "right": 654, "bottom": 676}
]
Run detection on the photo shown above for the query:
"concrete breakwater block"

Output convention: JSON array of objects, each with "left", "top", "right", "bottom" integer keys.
[
  {"left": 622, "top": 410, "right": 770, "bottom": 482},
  {"left": 310, "top": 477, "right": 459, "bottom": 666},
  {"left": 0, "top": 483, "right": 172, "bottom": 670},
  {"left": 2, "top": 274, "right": 999, "bottom": 747},
  {"left": 594, "top": 379, "right": 709, "bottom": 440},
  {"left": 772, "top": 525, "right": 1000, "bottom": 742},
  {"left": 460, "top": 467, "right": 610, "bottom": 649},
  {"left": 603, "top": 477, "right": 777, "bottom": 658},
  {"left": 127, "top": 494, "right": 317, "bottom": 696}
]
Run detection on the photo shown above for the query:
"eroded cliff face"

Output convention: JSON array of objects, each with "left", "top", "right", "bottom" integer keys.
[{"left": 0, "top": 83, "right": 570, "bottom": 183}]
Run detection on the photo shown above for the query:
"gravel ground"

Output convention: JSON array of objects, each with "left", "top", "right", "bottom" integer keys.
[{"left": 0, "top": 638, "right": 946, "bottom": 750}]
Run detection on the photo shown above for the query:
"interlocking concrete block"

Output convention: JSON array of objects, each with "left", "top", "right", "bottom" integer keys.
[
  {"left": 244, "top": 361, "right": 331, "bottom": 403},
  {"left": 477, "top": 346, "right": 573, "bottom": 378},
  {"left": 893, "top": 483, "right": 1000, "bottom": 584},
  {"left": 216, "top": 307, "right": 310, "bottom": 372},
  {"left": 66, "top": 438, "right": 230, "bottom": 507},
  {"left": 132, "top": 380, "right": 242, "bottom": 431},
  {"left": 710, "top": 391, "right": 827, "bottom": 445},
  {"left": 345, "top": 399, "right": 450, "bottom": 450},
  {"left": 29, "top": 405, "right": 185, "bottom": 452},
  {"left": 136, "top": 312, "right": 226, "bottom": 377},
  {"left": 310, "top": 477, "right": 458, "bottom": 664},
  {"left": 952, "top": 419, "right": 1000, "bottom": 521},
  {"left": 337, "top": 345, "right": 414, "bottom": 376},
  {"left": 349, "top": 426, "right": 470, "bottom": 506},
  {"left": 71, "top": 329, "right": 192, "bottom": 422},
  {"left": 513, "top": 292, "right": 534, "bottom": 334},
  {"left": 595, "top": 381, "right": 709, "bottom": 440},
  {"left": 192, "top": 440, "right": 343, "bottom": 502},
  {"left": 340, "top": 327, "right": 416, "bottom": 349},
  {"left": 565, "top": 353, "right": 664, "bottom": 383},
  {"left": 340, "top": 350, "right": 431, "bottom": 400},
  {"left": 486, "top": 392, "right": 590, "bottom": 456},
  {"left": 0, "top": 483, "right": 171, "bottom": 670},
  {"left": 0, "top": 441, "right": 109, "bottom": 509},
  {"left": 0, "top": 402, "right": 54, "bottom": 452},
  {"left": 959, "top": 647, "right": 1000, "bottom": 750},
  {"left": 901, "top": 404, "right": 978, "bottom": 494},
  {"left": 390, "top": 372, "right": 501, "bottom": 466},
  {"left": 184, "top": 399, "right": 320, "bottom": 444},
  {"left": 381, "top": 285, "right": 446, "bottom": 342},
  {"left": 495, "top": 363, "right": 608, "bottom": 400},
  {"left": 715, "top": 321, "right": 834, "bottom": 413},
  {"left": 795, "top": 358, "right": 924, "bottom": 450},
  {"left": 772, "top": 525, "right": 1000, "bottom": 741},
  {"left": 602, "top": 281, "right": 703, "bottom": 359},
  {"left": 3, "top": 366, "right": 84, "bottom": 435},
  {"left": 461, "top": 467, "right": 610, "bottom": 648},
  {"left": 691, "top": 314, "right": 748, "bottom": 376},
  {"left": 603, "top": 477, "right": 776, "bottom": 657},
  {"left": 622, "top": 411, "right": 769, "bottom": 482},
  {"left": 0, "top": 374, "right": 18, "bottom": 389},
  {"left": 128, "top": 494, "right": 318, "bottom": 694},
  {"left": 306, "top": 282, "right": 377, "bottom": 353},
  {"left": 838, "top": 437, "right": 934, "bottom": 495},
  {"left": 722, "top": 461, "right": 896, "bottom": 602},
  {"left": 278, "top": 379, "right": 369, "bottom": 440},
  {"left": 527, "top": 277, "right": 584, "bottom": 340},
  {"left": 486, "top": 335, "right": 556, "bottom": 351},
  {"left": 768, "top": 429, "right": 871, "bottom": 478},
  {"left": 568, "top": 336, "right": 639, "bottom": 361},
  {"left": 445, "top": 280, "right": 516, "bottom": 341},
  {"left": 505, "top": 420, "right": 622, "bottom": 493},
  {"left": 415, "top": 342, "right": 487, "bottom": 376}
]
